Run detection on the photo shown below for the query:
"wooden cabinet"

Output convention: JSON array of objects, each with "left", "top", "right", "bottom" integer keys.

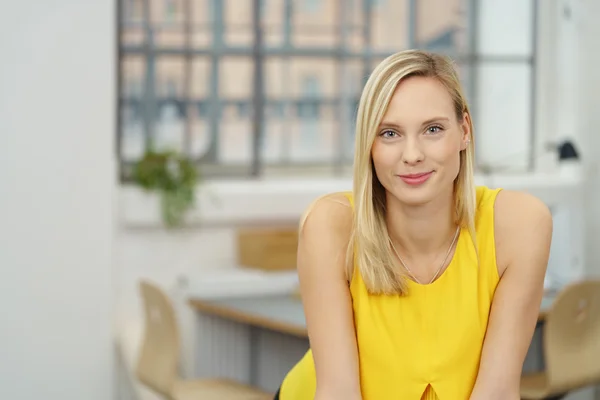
[{"left": 236, "top": 227, "right": 299, "bottom": 271}]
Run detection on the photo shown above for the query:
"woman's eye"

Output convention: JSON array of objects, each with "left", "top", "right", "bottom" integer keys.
[
  {"left": 381, "top": 130, "right": 397, "bottom": 138},
  {"left": 426, "top": 125, "right": 443, "bottom": 134}
]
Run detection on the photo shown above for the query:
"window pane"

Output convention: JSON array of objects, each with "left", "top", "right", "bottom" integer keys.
[
  {"left": 190, "top": 106, "right": 210, "bottom": 159},
  {"left": 289, "top": 59, "right": 336, "bottom": 97},
  {"left": 219, "top": 105, "right": 253, "bottom": 165},
  {"left": 262, "top": 117, "right": 287, "bottom": 164},
  {"left": 371, "top": 0, "right": 409, "bottom": 52},
  {"left": 191, "top": 57, "right": 210, "bottom": 98},
  {"left": 263, "top": 57, "right": 291, "bottom": 163},
  {"left": 120, "top": 55, "right": 146, "bottom": 162},
  {"left": 224, "top": 0, "right": 253, "bottom": 46},
  {"left": 191, "top": 0, "right": 212, "bottom": 47},
  {"left": 121, "top": 26, "right": 145, "bottom": 47},
  {"left": 218, "top": 58, "right": 254, "bottom": 165},
  {"left": 120, "top": 102, "right": 145, "bottom": 162},
  {"left": 152, "top": 57, "right": 185, "bottom": 152},
  {"left": 156, "top": 57, "right": 185, "bottom": 98},
  {"left": 190, "top": 58, "right": 212, "bottom": 160},
  {"left": 149, "top": 0, "right": 186, "bottom": 47},
  {"left": 264, "top": 57, "right": 287, "bottom": 98},
  {"left": 121, "top": 55, "right": 145, "bottom": 97},
  {"left": 120, "top": 0, "right": 144, "bottom": 47},
  {"left": 262, "top": 0, "right": 286, "bottom": 48},
  {"left": 340, "top": 60, "right": 364, "bottom": 161},
  {"left": 154, "top": 102, "right": 185, "bottom": 152},
  {"left": 219, "top": 58, "right": 253, "bottom": 98},
  {"left": 416, "top": 0, "right": 465, "bottom": 53},
  {"left": 477, "top": 0, "right": 534, "bottom": 57},
  {"left": 292, "top": 0, "right": 337, "bottom": 47},
  {"left": 476, "top": 63, "right": 532, "bottom": 171}
]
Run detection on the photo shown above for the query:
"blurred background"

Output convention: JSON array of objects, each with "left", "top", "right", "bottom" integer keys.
[
  {"left": 1, "top": 0, "right": 600, "bottom": 399},
  {"left": 118, "top": 0, "right": 538, "bottom": 176}
]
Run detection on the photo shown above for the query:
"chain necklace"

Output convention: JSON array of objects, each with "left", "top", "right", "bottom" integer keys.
[{"left": 390, "top": 226, "right": 461, "bottom": 285}]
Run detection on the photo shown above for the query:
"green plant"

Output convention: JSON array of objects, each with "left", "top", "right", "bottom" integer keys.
[{"left": 132, "top": 149, "right": 199, "bottom": 228}]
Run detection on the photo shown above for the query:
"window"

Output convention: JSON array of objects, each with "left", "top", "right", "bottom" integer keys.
[
  {"left": 117, "top": 0, "right": 540, "bottom": 178},
  {"left": 298, "top": 75, "right": 320, "bottom": 119},
  {"left": 165, "top": 79, "right": 177, "bottom": 98},
  {"left": 164, "top": 0, "right": 176, "bottom": 23},
  {"left": 124, "top": 0, "right": 143, "bottom": 22},
  {"left": 298, "top": 75, "right": 321, "bottom": 158},
  {"left": 303, "top": 0, "right": 320, "bottom": 13}
]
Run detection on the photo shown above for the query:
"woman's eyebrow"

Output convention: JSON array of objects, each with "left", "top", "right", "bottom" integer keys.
[
  {"left": 420, "top": 117, "right": 450, "bottom": 126},
  {"left": 378, "top": 117, "right": 450, "bottom": 130}
]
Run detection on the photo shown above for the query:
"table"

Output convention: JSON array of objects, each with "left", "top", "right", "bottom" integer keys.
[
  {"left": 189, "top": 294, "right": 307, "bottom": 338},
  {"left": 189, "top": 291, "right": 557, "bottom": 340},
  {"left": 189, "top": 294, "right": 307, "bottom": 387}
]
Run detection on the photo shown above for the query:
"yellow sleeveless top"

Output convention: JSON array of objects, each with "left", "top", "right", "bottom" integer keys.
[{"left": 280, "top": 186, "right": 502, "bottom": 400}]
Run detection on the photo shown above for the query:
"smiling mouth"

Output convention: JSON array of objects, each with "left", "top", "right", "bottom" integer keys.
[
  {"left": 399, "top": 172, "right": 432, "bottom": 178},
  {"left": 398, "top": 171, "right": 434, "bottom": 185}
]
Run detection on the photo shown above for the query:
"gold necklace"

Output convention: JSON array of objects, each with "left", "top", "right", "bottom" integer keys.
[{"left": 390, "top": 226, "right": 461, "bottom": 285}]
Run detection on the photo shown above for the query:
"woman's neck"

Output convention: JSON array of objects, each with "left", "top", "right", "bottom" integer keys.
[{"left": 385, "top": 189, "right": 456, "bottom": 257}]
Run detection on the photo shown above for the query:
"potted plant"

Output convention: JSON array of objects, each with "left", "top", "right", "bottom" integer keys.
[{"left": 132, "top": 149, "right": 199, "bottom": 228}]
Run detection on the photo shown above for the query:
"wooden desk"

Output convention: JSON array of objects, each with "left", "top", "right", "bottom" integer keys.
[
  {"left": 189, "top": 294, "right": 307, "bottom": 338},
  {"left": 189, "top": 294, "right": 307, "bottom": 387},
  {"left": 189, "top": 291, "right": 558, "bottom": 339}
]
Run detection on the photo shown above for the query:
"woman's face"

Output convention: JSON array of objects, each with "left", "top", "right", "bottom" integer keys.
[{"left": 371, "top": 76, "right": 470, "bottom": 207}]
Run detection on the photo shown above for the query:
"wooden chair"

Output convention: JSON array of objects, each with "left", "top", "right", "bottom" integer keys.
[
  {"left": 136, "top": 280, "right": 273, "bottom": 400},
  {"left": 521, "top": 280, "right": 600, "bottom": 400}
]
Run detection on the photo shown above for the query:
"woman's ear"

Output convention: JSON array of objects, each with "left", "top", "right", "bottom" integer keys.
[{"left": 460, "top": 112, "right": 471, "bottom": 150}]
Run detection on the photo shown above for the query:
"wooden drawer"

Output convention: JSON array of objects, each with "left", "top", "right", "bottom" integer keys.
[{"left": 236, "top": 227, "right": 299, "bottom": 271}]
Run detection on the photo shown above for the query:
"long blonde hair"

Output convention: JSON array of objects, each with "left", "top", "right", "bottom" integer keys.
[{"left": 350, "top": 49, "right": 477, "bottom": 295}]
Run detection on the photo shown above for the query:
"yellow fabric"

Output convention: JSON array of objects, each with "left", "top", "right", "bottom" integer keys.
[{"left": 280, "top": 186, "right": 502, "bottom": 400}]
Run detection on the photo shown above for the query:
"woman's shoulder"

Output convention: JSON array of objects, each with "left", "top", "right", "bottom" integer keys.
[
  {"left": 491, "top": 189, "right": 553, "bottom": 276},
  {"left": 493, "top": 189, "right": 552, "bottom": 234},
  {"left": 475, "top": 185, "right": 551, "bottom": 238},
  {"left": 478, "top": 185, "right": 550, "bottom": 223},
  {"left": 299, "top": 192, "right": 353, "bottom": 234},
  {"left": 298, "top": 192, "right": 354, "bottom": 278}
]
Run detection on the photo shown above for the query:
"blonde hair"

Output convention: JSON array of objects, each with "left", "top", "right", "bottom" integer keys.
[{"left": 351, "top": 49, "right": 477, "bottom": 295}]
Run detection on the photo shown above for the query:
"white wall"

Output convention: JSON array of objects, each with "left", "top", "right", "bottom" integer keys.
[{"left": 0, "top": 2, "right": 115, "bottom": 399}]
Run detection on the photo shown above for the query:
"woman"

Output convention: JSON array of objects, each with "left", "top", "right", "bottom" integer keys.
[{"left": 275, "top": 49, "right": 553, "bottom": 400}]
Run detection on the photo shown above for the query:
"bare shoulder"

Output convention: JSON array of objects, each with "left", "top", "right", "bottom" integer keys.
[
  {"left": 300, "top": 192, "right": 353, "bottom": 241},
  {"left": 494, "top": 190, "right": 553, "bottom": 275},
  {"left": 494, "top": 189, "right": 553, "bottom": 232},
  {"left": 302, "top": 192, "right": 352, "bottom": 223},
  {"left": 298, "top": 192, "right": 354, "bottom": 278}
]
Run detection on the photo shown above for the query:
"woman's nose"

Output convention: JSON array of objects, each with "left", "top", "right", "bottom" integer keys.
[{"left": 402, "top": 138, "right": 425, "bottom": 165}]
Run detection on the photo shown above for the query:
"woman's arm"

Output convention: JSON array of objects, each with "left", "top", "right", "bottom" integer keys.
[
  {"left": 297, "top": 193, "right": 362, "bottom": 400},
  {"left": 470, "top": 190, "right": 553, "bottom": 400}
]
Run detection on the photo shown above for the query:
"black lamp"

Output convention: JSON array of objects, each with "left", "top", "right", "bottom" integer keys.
[{"left": 558, "top": 140, "right": 580, "bottom": 162}]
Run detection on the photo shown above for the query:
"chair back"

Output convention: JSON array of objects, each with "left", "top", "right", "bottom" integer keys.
[
  {"left": 544, "top": 280, "right": 600, "bottom": 393},
  {"left": 136, "top": 280, "right": 180, "bottom": 397}
]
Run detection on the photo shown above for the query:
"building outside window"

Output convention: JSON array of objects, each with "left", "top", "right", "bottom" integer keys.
[{"left": 117, "top": 0, "right": 539, "bottom": 179}]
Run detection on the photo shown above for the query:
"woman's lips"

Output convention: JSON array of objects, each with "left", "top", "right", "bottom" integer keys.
[{"left": 398, "top": 171, "right": 433, "bottom": 186}]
